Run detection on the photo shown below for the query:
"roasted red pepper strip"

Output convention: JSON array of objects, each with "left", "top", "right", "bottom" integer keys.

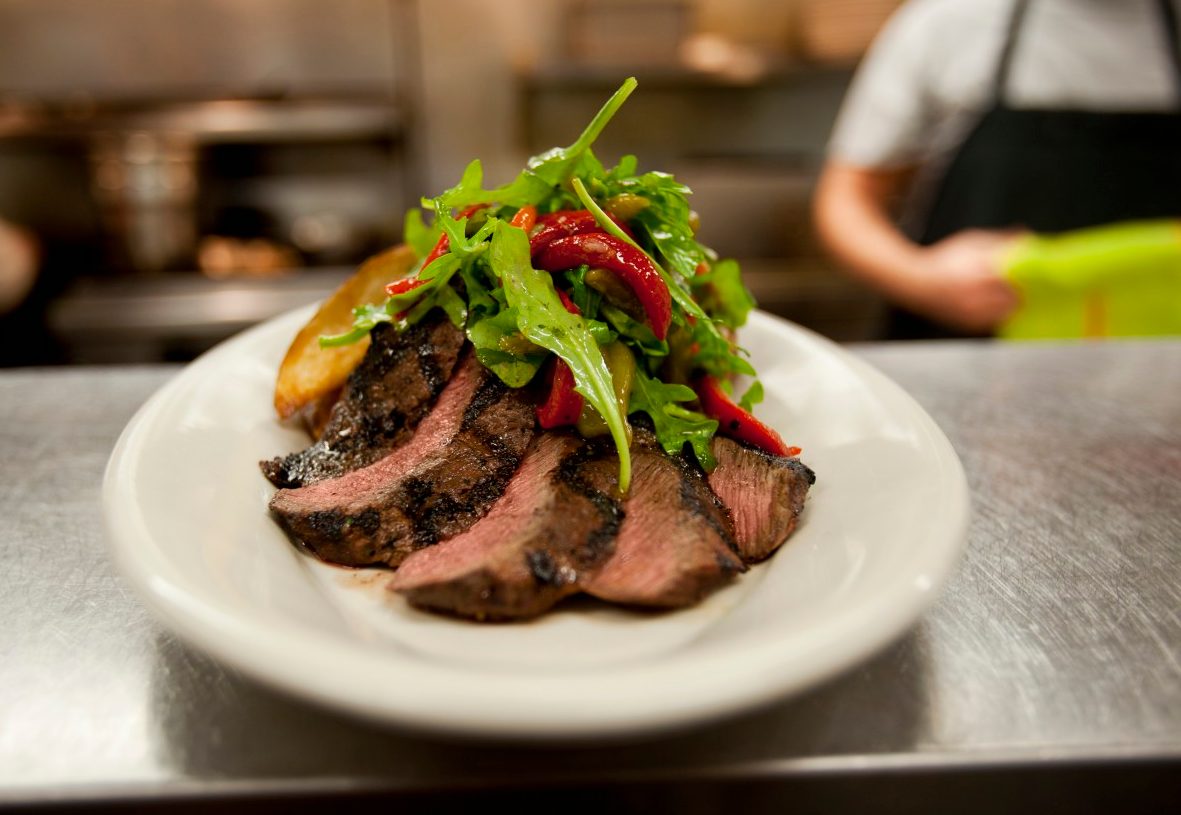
[
  {"left": 421, "top": 232, "right": 450, "bottom": 269},
  {"left": 456, "top": 203, "right": 487, "bottom": 219},
  {"left": 383, "top": 277, "right": 429, "bottom": 319},
  {"left": 693, "top": 374, "right": 799, "bottom": 458},
  {"left": 510, "top": 204, "right": 537, "bottom": 231},
  {"left": 536, "top": 358, "right": 584, "bottom": 428},
  {"left": 534, "top": 233, "right": 672, "bottom": 340},
  {"left": 384, "top": 278, "right": 428, "bottom": 296},
  {"left": 529, "top": 209, "right": 634, "bottom": 254},
  {"left": 534, "top": 286, "right": 584, "bottom": 428},
  {"left": 555, "top": 287, "right": 580, "bottom": 315},
  {"left": 420, "top": 203, "right": 489, "bottom": 268}
]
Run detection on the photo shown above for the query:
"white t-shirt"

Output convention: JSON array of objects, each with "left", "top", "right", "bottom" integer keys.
[{"left": 829, "top": 0, "right": 1181, "bottom": 170}]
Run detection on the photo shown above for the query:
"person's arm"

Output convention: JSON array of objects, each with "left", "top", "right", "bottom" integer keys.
[
  {"left": 0, "top": 219, "right": 38, "bottom": 314},
  {"left": 813, "top": 159, "right": 1020, "bottom": 334}
]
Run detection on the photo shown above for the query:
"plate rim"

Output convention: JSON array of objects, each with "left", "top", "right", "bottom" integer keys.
[{"left": 103, "top": 307, "right": 969, "bottom": 740}]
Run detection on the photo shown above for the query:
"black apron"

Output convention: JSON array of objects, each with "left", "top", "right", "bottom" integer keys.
[{"left": 890, "top": 0, "right": 1181, "bottom": 339}]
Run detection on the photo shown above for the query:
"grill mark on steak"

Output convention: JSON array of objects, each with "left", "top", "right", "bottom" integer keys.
[
  {"left": 582, "top": 429, "right": 746, "bottom": 609},
  {"left": 268, "top": 353, "right": 535, "bottom": 568},
  {"left": 673, "top": 452, "right": 742, "bottom": 559},
  {"left": 260, "top": 316, "right": 465, "bottom": 488},
  {"left": 461, "top": 373, "right": 510, "bottom": 430},
  {"left": 707, "top": 436, "right": 815, "bottom": 563},
  {"left": 400, "top": 382, "right": 528, "bottom": 550},
  {"left": 555, "top": 435, "right": 625, "bottom": 564},
  {"left": 389, "top": 432, "right": 624, "bottom": 621}
]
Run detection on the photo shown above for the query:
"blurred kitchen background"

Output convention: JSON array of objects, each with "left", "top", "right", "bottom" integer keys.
[{"left": 0, "top": 0, "right": 899, "bottom": 366}]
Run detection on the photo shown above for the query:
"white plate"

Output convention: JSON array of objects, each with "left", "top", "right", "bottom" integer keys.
[{"left": 104, "top": 307, "right": 968, "bottom": 740}]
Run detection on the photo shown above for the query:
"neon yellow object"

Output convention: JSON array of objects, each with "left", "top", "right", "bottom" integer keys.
[{"left": 999, "top": 220, "right": 1181, "bottom": 339}]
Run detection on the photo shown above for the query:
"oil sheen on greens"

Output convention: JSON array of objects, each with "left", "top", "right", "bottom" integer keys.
[{"left": 321, "top": 77, "right": 758, "bottom": 492}]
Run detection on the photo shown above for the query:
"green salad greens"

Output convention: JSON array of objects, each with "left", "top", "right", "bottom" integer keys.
[{"left": 321, "top": 77, "right": 760, "bottom": 492}]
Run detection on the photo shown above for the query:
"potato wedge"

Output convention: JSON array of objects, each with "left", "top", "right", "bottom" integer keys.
[{"left": 274, "top": 244, "right": 416, "bottom": 419}]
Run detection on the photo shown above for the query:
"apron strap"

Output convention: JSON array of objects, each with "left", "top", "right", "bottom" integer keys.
[
  {"left": 1158, "top": 0, "right": 1181, "bottom": 103},
  {"left": 991, "top": 0, "right": 1030, "bottom": 105}
]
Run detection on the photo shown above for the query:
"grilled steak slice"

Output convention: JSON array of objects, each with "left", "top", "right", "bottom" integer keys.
[
  {"left": 390, "top": 433, "right": 623, "bottom": 620},
  {"left": 268, "top": 354, "right": 535, "bottom": 567},
  {"left": 583, "top": 429, "right": 746, "bottom": 608},
  {"left": 707, "top": 437, "right": 815, "bottom": 563},
  {"left": 261, "top": 316, "right": 465, "bottom": 488}
]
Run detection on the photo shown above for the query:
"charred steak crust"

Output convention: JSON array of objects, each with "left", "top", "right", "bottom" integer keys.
[
  {"left": 582, "top": 429, "right": 746, "bottom": 608},
  {"left": 390, "top": 432, "right": 625, "bottom": 621},
  {"left": 268, "top": 356, "right": 535, "bottom": 568},
  {"left": 260, "top": 317, "right": 465, "bottom": 488},
  {"left": 707, "top": 436, "right": 815, "bottom": 563},
  {"left": 554, "top": 435, "right": 625, "bottom": 564},
  {"left": 402, "top": 374, "right": 529, "bottom": 549}
]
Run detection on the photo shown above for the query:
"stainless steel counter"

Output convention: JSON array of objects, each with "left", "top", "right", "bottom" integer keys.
[{"left": 2, "top": 340, "right": 1179, "bottom": 813}]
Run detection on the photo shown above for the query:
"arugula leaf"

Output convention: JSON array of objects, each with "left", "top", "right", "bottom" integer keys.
[
  {"left": 431, "top": 199, "right": 496, "bottom": 257},
  {"left": 571, "top": 175, "right": 751, "bottom": 379},
  {"left": 403, "top": 208, "right": 440, "bottom": 259},
  {"left": 639, "top": 218, "right": 701, "bottom": 290},
  {"left": 629, "top": 369, "right": 718, "bottom": 470},
  {"left": 317, "top": 302, "right": 395, "bottom": 348},
  {"left": 319, "top": 236, "right": 471, "bottom": 347},
  {"left": 619, "top": 172, "right": 704, "bottom": 283},
  {"left": 490, "top": 221, "right": 632, "bottom": 492},
  {"left": 691, "top": 258, "right": 755, "bottom": 329},
  {"left": 430, "top": 159, "right": 514, "bottom": 211},
  {"left": 585, "top": 319, "right": 618, "bottom": 346},
  {"left": 415, "top": 279, "right": 467, "bottom": 328},
  {"left": 562, "top": 266, "right": 601, "bottom": 316},
  {"left": 433, "top": 77, "right": 637, "bottom": 211},
  {"left": 600, "top": 304, "right": 668, "bottom": 357},
  {"left": 467, "top": 307, "right": 547, "bottom": 387},
  {"left": 690, "top": 319, "right": 756, "bottom": 378},
  {"left": 606, "top": 154, "right": 639, "bottom": 181},
  {"left": 738, "top": 379, "right": 764, "bottom": 412},
  {"left": 522, "top": 77, "right": 635, "bottom": 188},
  {"left": 459, "top": 261, "right": 499, "bottom": 321}
]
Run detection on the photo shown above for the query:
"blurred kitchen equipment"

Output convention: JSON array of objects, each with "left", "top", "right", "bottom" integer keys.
[
  {"left": 563, "top": 0, "right": 691, "bottom": 68},
  {"left": 793, "top": 0, "right": 903, "bottom": 65},
  {"left": 3, "top": 94, "right": 409, "bottom": 277},
  {"left": 89, "top": 129, "right": 199, "bottom": 273},
  {"left": 0, "top": 0, "right": 421, "bottom": 363}
]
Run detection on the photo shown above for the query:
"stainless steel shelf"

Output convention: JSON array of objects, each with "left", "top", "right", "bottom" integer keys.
[
  {"left": 0, "top": 98, "right": 405, "bottom": 144},
  {"left": 46, "top": 269, "right": 350, "bottom": 363}
]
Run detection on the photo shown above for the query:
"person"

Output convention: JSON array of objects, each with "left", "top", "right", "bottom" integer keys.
[
  {"left": 813, "top": 0, "right": 1181, "bottom": 338},
  {"left": 0, "top": 217, "right": 66, "bottom": 366},
  {"left": 0, "top": 218, "right": 37, "bottom": 316}
]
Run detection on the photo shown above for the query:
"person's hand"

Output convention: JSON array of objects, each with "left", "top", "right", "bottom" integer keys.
[{"left": 904, "top": 229, "right": 1021, "bottom": 333}]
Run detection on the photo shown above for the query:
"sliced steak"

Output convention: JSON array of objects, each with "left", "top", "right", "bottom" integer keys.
[
  {"left": 583, "top": 429, "right": 746, "bottom": 608},
  {"left": 268, "top": 354, "right": 535, "bottom": 567},
  {"left": 390, "top": 433, "right": 623, "bottom": 620},
  {"left": 707, "top": 436, "right": 815, "bottom": 563},
  {"left": 261, "top": 316, "right": 465, "bottom": 488}
]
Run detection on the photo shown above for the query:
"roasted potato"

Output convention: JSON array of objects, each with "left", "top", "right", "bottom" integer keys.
[{"left": 274, "top": 244, "right": 416, "bottom": 419}]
